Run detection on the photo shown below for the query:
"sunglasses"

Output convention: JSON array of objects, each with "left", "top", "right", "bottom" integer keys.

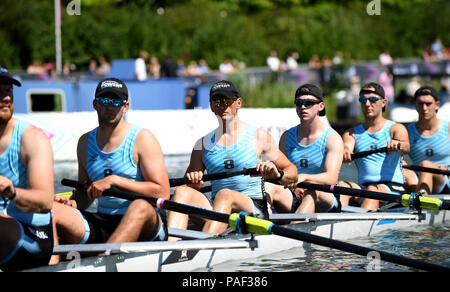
[
  {"left": 210, "top": 96, "right": 238, "bottom": 107},
  {"left": 359, "top": 96, "right": 382, "bottom": 103},
  {"left": 294, "top": 99, "right": 322, "bottom": 107},
  {"left": 96, "top": 97, "right": 126, "bottom": 107}
]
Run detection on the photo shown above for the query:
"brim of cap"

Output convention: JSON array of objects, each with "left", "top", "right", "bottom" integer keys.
[
  {"left": 96, "top": 88, "right": 127, "bottom": 100},
  {"left": 0, "top": 76, "right": 22, "bottom": 87},
  {"left": 210, "top": 90, "right": 237, "bottom": 99}
]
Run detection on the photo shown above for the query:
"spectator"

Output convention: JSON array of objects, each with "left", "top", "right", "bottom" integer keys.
[
  {"left": 308, "top": 54, "right": 321, "bottom": 69},
  {"left": 27, "top": 60, "right": 46, "bottom": 75},
  {"left": 186, "top": 60, "right": 201, "bottom": 76},
  {"left": 148, "top": 57, "right": 161, "bottom": 79},
  {"left": 96, "top": 56, "right": 110, "bottom": 76},
  {"left": 431, "top": 38, "right": 444, "bottom": 60},
  {"left": 286, "top": 51, "right": 299, "bottom": 71},
  {"left": 160, "top": 55, "right": 178, "bottom": 78},
  {"left": 379, "top": 50, "right": 393, "bottom": 66},
  {"left": 332, "top": 51, "right": 344, "bottom": 65},
  {"left": 176, "top": 59, "right": 186, "bottom": 77},
  {"left": 267, "top": 50, "right": 281, "bottom": 72},
  {"left": 407, "top": 77, "right": 421, "bottom": 97},
  {"left": 378, "top": 69, "right": 394, "bottom": 105},
  {"left": 197, "top": 59, "right": 209, "bottom": 75},
  {"left": 219, "top": 58, "right": 235, "bottom": 74},
  {"left": 439, "top": 85, "right": 449, "bottom": 104},
  {"left": 88, "top": 59, "right": 98, "bottom": 75},
  {"left": 135, "top": 51, "right": 149, "bottom": 81}
]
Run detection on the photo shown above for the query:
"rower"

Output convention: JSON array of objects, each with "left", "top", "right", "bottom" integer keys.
[
  {"left": 403, "top": 86, "right": 450, "bottom": 195},
  {"left": 166, "top": 80, "right": 297, "bottom": 240},
  {"left": 264, "top": 84, "right": 344, "bottom": 214},
  {"left": 338, "top": 82, "right": 410, "bottom": 210},
  {"left": 51, "top": 78, "right": 170, "bottom": 257},
  {"left": 0, "top": 66, "right": 55, "bottom": 271}
]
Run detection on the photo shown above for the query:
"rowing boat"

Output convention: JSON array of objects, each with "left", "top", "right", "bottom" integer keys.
[{"left": 25, "top": 196, "right": 449, "bottom": 272}]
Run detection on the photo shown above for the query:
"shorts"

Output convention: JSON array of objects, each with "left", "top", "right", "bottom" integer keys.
[
  {"left": 206, "top": 194, "right": 269, "bottom": 219},
  {"left": 350, "top": 181, "right": 406, "bottom": 206},
  {"left": 0, "top": 219, "right": 54, "bottom": 272},
  {"left": 80, "top": 211, "right": 168, "bottom": 244},
  {"left": 410, "top": 170, "right": 450, "bottom": 194},
  {"left": 289, "top": 190, "right": 341, "bottom": 213}
]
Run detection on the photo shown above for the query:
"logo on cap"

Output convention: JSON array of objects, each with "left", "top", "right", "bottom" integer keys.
[{"left": 101, "top": 80, "right": 123, "bottom": 89}]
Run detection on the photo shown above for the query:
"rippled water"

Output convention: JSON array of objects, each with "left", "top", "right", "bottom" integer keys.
[{"left": 54, "top": 155, "right": 450, "bottom": 272}]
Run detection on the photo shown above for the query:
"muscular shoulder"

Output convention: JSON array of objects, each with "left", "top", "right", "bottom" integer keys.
[{"left": 21, "top": 125, "right": 53, "bottom": 163}]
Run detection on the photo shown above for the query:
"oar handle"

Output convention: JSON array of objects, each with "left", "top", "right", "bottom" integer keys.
[
  {"left": 351, "top": 147, "right": 389, "bottom": 160},
  {"left": 169, "top": 167, "right": 259, "bottom": 187},
  {"left": 296, "top": 182, "right": 450, "bottom": 211},
  {"left": 403, "top": 165, "right": 450, "bottom": 176}
]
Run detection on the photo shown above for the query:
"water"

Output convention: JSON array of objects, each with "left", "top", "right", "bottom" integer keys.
[{"left": 54, "top": 155, "right": 450, "bottom": 272}]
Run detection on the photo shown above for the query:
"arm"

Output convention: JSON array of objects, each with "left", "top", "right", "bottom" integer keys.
[
  {"left": 184, "top": 138, "right": 206, "bottom": 187},
  {"left": 256, "top": 128, "right": 298, "bottom": 185},
  {"left": 342, "top": 128, "right": 356, "bottom": 163},
  {"left": 68, "top": 132, "right": 94, "bottom": 210},
  {"left": 389, "top": 123, "right": 410, "bottom": 155},
  {"left": 87, "top": 129, "right": 170, "bottom": 200},
  {"left": 11, "top": 126, "right": 54, "bottom": 213}
]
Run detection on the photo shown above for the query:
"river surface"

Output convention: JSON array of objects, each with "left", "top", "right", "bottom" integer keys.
[{"left": 54, "top": 155, "right": 449, "bottom": 272}]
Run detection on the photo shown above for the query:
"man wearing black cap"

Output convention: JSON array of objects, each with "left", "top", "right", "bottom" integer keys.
[
  {"left": 0, "top": 67, "right": 55, "bottom": 271},
  {"left": 338, "top": 82, "right": 410, "bottom": 210},
  {"left": 403, "top": 86, "right": 450, "bottom": 196},
  {"left": 166, "top": 80, "right": 297, "bottom": 239},
  {"left": 264, "top": 84, "right": 344, "bottom": 214},
  {"left": 52, "top": 78, "right": 170, "bottom": 251}
]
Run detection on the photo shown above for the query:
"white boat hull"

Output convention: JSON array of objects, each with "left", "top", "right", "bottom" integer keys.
[{"left": 25, "top": 208, "right": 448, "bottom": 272}]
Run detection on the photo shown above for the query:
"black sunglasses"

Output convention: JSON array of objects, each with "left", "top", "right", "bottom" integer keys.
[
  {"left": 359, "top": 96, "right": 382, "bottom": 104},
  {"left": 210, "top": 96, "right": 238, "bottom": 107},
  {"left": 294, "top": 99, "right": 322, "bottom": 107}
]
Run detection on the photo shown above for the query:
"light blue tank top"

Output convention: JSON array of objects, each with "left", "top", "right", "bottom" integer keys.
[
  {"left": 407, "top": 120, "right": 450, "bottom": 166},
  {"left": 0, "top": 120, "right": 51, "bottom": 226},
  {"left": 354, "top": 120, "right": 405, "bottom": 185},
  {"left": 203, "top": 124, "right": 263, "bottom": 199},
  {"left": 285, "top": 125, "right": 334, "bottom": 174},
  {"left": 86, "top": 125, "right": 144, "bottom": 215}
]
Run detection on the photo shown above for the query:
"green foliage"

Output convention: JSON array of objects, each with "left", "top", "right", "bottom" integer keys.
[{"left": 0, "top": 0, "right": 449, "bottom": 72}]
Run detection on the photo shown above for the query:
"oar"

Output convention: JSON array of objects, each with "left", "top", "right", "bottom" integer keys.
[
  {"left": 169, "top": 168, "right": 259, "bottom": 187},
  {"left": 61, "top": 178, "right": 449, "bottom": 272},
  {"left": 351, "top": 147, "right": 388, "bottom": 160},
  {"left": 403, "top": 165, "right": 450, "bottom": 176},
  {"left": 296, "top": 182, "right": 450, "bottom": 211}
]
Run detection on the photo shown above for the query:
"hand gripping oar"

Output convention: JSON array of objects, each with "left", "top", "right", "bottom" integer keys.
[
  {"left": 61, "top": 178, "right": 450, "bottom": 272},
  {"left": 403, "top": 165, "right": 450, "bottom": 176},
  {"left": 351, "top": 146, "right": 389, "bottom": 160},
  {"left": 169, "top": 168, "right": 260, "bottom": 187},
  {"left": 296, "top": 182, "right": 450, "bottom": 211}
]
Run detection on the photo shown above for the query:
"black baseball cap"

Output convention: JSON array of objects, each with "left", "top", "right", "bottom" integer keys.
[
  {"left": 295, "top": 84, "right": 326, "bottom": 116},
  {"left": 95, "top": 78, "right": 128, "bottom": 100},
  {"left": 414, "top": 86, "right": 439, "bottom": 101},
  {"left": 359, "top": 82, "right": 385, "bottom": 99},
  {"left": 0, "top": 66, "right": 22, "bottom": 87},
  {"left": 209, "top": 80, "right": 240, "bottom": 99}
]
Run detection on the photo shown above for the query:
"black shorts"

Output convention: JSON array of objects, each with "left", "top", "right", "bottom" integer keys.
[
  {"left": 0, "top": 219, "right": 54, "bottom": 272},
  {"left": 80, "top": 211, "right": 168, "bottom": 244}
]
